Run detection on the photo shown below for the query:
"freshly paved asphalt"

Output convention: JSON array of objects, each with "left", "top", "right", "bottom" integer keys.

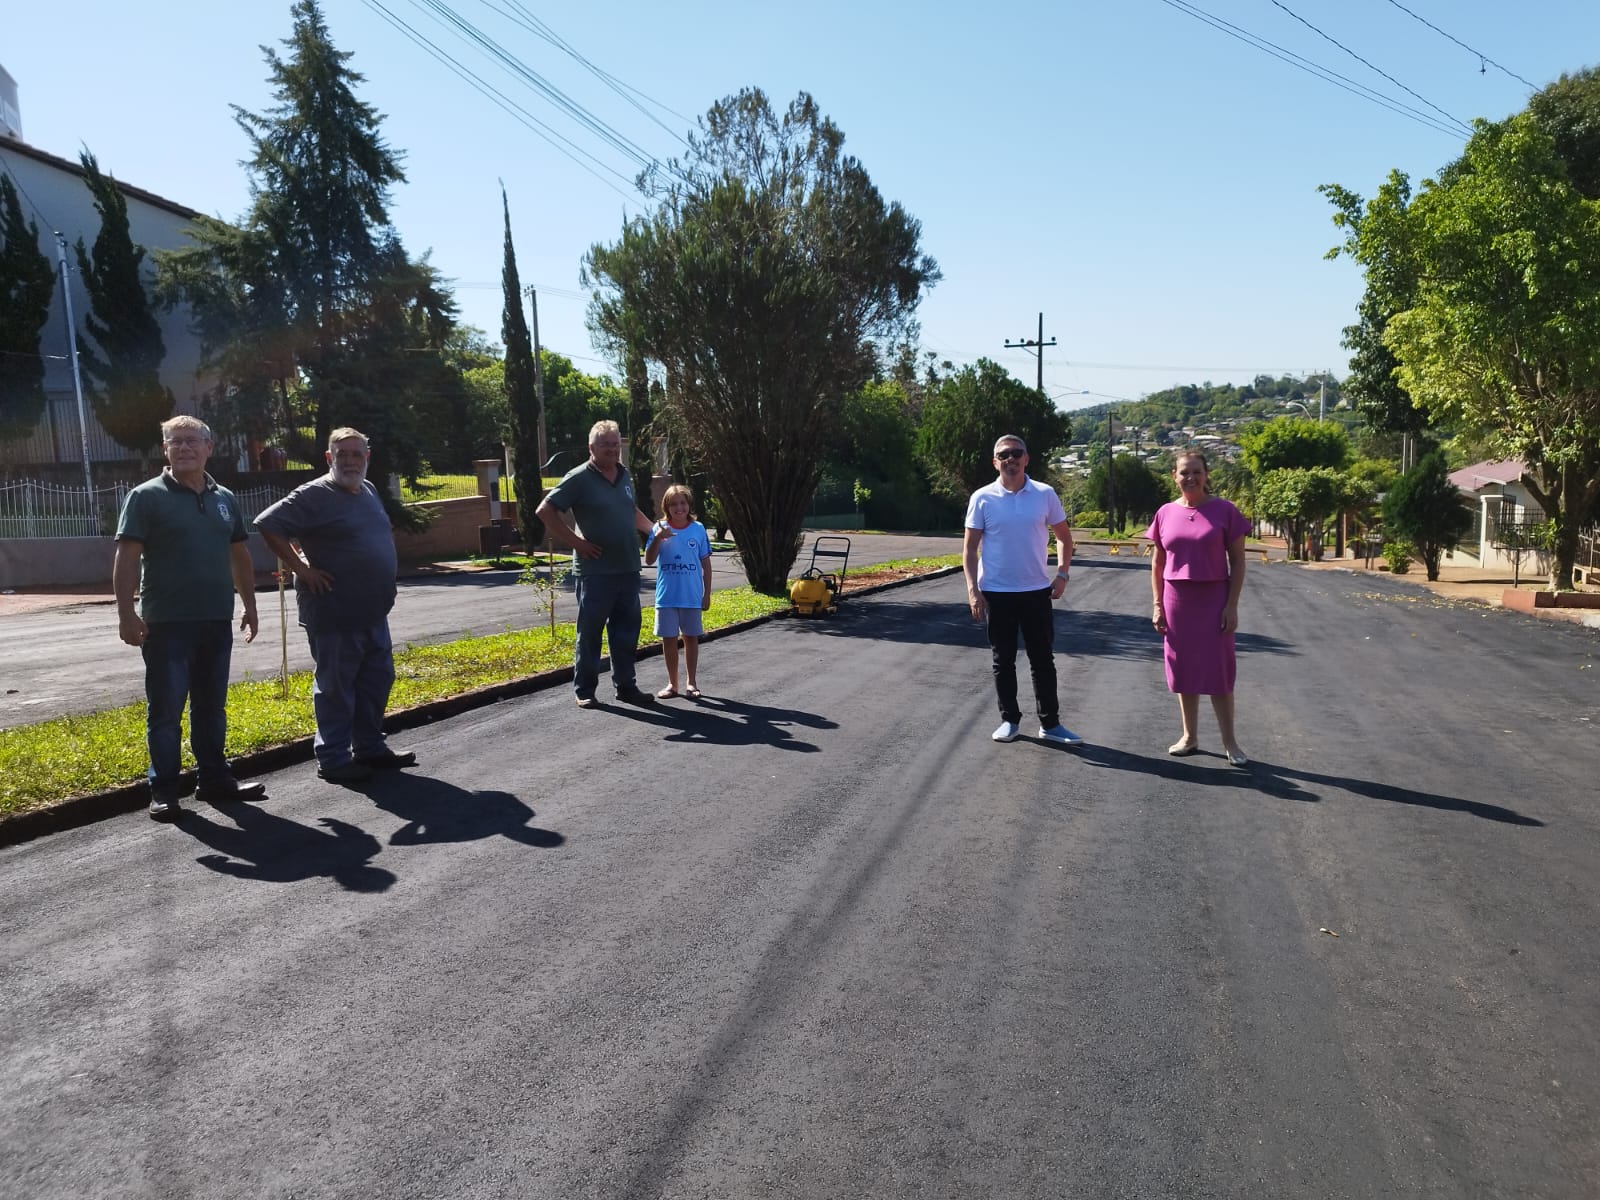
[
  {"left": 0, "top": 531, "right": 960, "bottom": 728},
  {"left": 3, "top": 556, "right": 1598, "bottom": 1198}
]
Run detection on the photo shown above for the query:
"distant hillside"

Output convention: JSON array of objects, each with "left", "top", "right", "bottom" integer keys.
[{"left": 1066, "top": 373, "right": 1356, "bottom": 445}]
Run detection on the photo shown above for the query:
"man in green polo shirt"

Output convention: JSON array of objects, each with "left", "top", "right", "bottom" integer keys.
[
  {"left": 534, "top": 419, "right": 667, "bottom": 707},
  {"left": 114, "top": 415, "right": 266, "bottom": 819}
]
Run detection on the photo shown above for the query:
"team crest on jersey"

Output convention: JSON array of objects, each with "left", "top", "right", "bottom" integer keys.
[{"left": 217, "top": 501, "right": 231, "bottom": 521}]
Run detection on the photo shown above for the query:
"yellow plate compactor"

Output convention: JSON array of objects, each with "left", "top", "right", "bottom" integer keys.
[{"left": 787, "top": 535, "right": 852, "bottom": 616}]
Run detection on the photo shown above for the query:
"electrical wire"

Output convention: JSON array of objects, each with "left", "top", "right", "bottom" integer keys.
[
  {"left": 1267, "top": 0, "right": 1471, "bottom": 135},
  {"left": 405, "top": 0, "right": 672, "bottom": 177},
  {"left": 1154, "top": 0, "right": 1466, "bottom": 138},
  {"left": 486, "top": 0, "right": 692, "bottom": 140},
  {"left": 1381, "top": 0, "right": 1539, "bottom": 91},
  {"left": 361, "top": 0, "right": 639, "bottom": 202}
]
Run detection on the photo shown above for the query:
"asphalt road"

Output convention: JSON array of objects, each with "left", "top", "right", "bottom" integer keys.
[
  {"left": 3, "top": 558, "right": 1598, "bottom": 1198},
  {"left": 0, "top": 531, "right": 960, "bottom": 729}
]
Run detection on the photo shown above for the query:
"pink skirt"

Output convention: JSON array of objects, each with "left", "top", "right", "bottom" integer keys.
[{"left": 1162, "top": 579, "right": 1236, "bottom": 695}]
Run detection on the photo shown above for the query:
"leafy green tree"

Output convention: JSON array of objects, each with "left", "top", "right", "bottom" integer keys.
[
  {"left": 1086, "top": 454, "right": 1171, "bottom": 533},
  {"left": 541, "top": 351, "right": 625, "bottom": 458},
  {"left": 0, "top": 174, "right": 55, "bottom": 441},
  {"left": 916, "top": 358, "right": 1070, "bottom": 499},
  {"left": 499, "top": 188, "right": 543, "bottom": 542},
  {"left": 1382, "top": 451, "right": 1473, "bottom": 581},
  {"left": 1325, "top": 73, "right": 1600, "bottom": 589},
  {"left": 1236, "top": 418, "right": 1351, "bottom": 475},
  {"left": 1254, "top": 467, "right": 1349, "bottom": 561},
  {"left": 74, "top": 152, "right": 174, "bottom": 463},
  {"left": 586, "top": 88, "right": 939, "bottom": 591}
]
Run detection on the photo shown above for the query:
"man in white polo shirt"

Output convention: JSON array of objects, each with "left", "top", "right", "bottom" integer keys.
[{"left": 963, "top": 433, "right": 1082, "bottom": 745}]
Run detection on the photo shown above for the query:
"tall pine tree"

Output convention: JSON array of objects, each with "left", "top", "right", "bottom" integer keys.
[
  {"left": 499, "top": 187, "right": 544, "bottom": 545},
  {"left": 74, "top": 152, "right": 174, "bottom": 464},
  {"left": 0, "top": 173, "right": 55, "bottom": 442},
  {"left": 233, "top": 0, "right": 405, "bottom": 455}
]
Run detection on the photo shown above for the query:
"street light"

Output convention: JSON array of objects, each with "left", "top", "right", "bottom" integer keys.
[{"left": 1282, "top": 400, "right": 1318, "bottom": 421}]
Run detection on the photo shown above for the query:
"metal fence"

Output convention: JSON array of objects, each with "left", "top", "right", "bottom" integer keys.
[{"left": 0, "top": 480, "right": 287, "bottom": 538}]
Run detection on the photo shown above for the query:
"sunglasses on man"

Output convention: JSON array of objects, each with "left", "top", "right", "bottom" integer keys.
[{"left": 994, "top": 448, "right": 1026, "bottom": 461}]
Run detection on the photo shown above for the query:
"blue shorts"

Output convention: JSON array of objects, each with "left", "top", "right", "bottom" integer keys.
[{"left": 654, "top": 607, "right": 704, "bottom": 638}]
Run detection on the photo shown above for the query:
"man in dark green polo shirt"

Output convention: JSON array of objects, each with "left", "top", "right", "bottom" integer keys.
[
  {"left": 534, "top": 419, "right": 667, "bottom": 707},
  {"left": 114, "top": 416, "right": 266, "bottom": 819}
]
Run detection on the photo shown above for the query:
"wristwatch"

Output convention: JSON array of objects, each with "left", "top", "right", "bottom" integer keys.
[{"left": 1055, "top": 570, "right": 1070, "bottom": 581}]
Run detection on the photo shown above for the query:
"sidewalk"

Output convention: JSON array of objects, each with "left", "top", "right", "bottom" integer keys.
[{"left": 1295, "top": 555, "right": 1600, "bottom": 625}]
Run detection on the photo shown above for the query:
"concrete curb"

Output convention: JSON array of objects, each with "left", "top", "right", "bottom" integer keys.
[{"left": 0, "top": 566, "right": 960, "bottom": 849}]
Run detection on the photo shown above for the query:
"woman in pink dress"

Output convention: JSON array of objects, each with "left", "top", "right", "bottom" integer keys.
[{"left": 1145, "top": 451, "right": 1251, "bottom": 765}]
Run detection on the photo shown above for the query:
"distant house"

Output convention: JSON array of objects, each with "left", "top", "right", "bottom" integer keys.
[
  {"left": 1448, "top": 459, "right": 1546, "bottom": 570},
  {"left": 0, "top": 130, "right": 214, "bottom": 478}
]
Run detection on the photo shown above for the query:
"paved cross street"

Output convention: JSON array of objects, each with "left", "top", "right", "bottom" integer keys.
[
  {"left": 0, "top": 532, "right": 960, "bottom": 728},
  {"left": 2, "top": 557, "right": 1598, "bottom": 1197}
]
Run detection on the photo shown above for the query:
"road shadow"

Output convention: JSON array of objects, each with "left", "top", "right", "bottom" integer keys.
[
  {"left": 783, "top": 598, "right": 989, "bottom": 649},
  {"left": 599, "top": 694, "right": 834, "bottom": 752},
  {"left": 360, "top": 772, "right": 566, "bottom": 849},
  {"left": 1068, "top": 609, "right": 1299, "bottom": 663},
  {"left": 176, "top": 804, "right": 396, "bottom": 892},
  {"left": 1069, "top": 744, "right": 1543, "bottom": 825}
]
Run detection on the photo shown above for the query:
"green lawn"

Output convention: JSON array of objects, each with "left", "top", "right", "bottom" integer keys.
[
  {"left": 0, "top": 587, "right": 789, "bottom": 818},
  {"left": 400, "top": 475, "right": 564, "bottom": 503}
]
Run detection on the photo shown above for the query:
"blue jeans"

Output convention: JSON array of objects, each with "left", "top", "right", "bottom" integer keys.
[
  {"left": 306, "top": 621, "right": 396, "bottom": 768},
  {"left": 573, "top": 572, "right": 642, "bottom": 697},
  {"left": 983, "top": 588, "right": 1059, "bottom": 727},
  {"left": 142, "top": 619, "right": 233, "bottom": 796}
]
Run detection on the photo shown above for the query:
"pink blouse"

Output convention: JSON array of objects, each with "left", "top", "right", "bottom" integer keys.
[{"left": 1144, "top": 497, "right": 1250, "bottom": 581}]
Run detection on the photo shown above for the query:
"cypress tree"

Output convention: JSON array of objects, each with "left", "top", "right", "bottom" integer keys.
[
  {"left": 0, "top": 173, "right": 55, "bottom": 442},
  {"left": 499, "top": 188, "right": 543, "bottom": 544},
  {"left": 73, "top": 152, "right": 174, "bottom": 464}
]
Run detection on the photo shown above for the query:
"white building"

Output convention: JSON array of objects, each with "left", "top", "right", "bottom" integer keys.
[{"left": 0, "top": 118, "right": 211, "bottom": 475}]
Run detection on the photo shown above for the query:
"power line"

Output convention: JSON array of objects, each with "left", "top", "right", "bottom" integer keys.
[
  {"left": 1381, "top": 0, "right": 1539, "bottom": 91},
  {"left": 1154, "top": 0, "right": 1466, "bottom": 138},
  {"left": 360, "top": 0, "right": 638, "bottom": 201},
  {"left": 1266, "top": 0, "right": 1471, "bottom": 135},
  {"left": 405, "top": 0, "right": 671, "bottom": 177},
  {"left": 486, "top": 0, "right": 693, "bottom": 141}
]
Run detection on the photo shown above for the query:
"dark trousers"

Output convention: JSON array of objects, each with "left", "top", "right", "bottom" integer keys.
[
  {"left": 142, "top": 619, "right": 233, "bottom": 795},
  {"left": 573, "top": 572, "right": 642, "bottom": 697},
  {"left": 306, "top": 621, "right": 396, "bottom": 768},
  {"left": 983, "top": 588, "right": 1058, "bottom": 726}
]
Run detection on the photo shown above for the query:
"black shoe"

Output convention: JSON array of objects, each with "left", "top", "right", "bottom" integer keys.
[
  {"left": 196, "top": 777, "right": 267, "bottom": 804},
  {"left": 318, "top": 760, "right": 374, "bottom": 784},
  {"left": 148, "top": 794, "right": 181, "bottom": 821},
  {"left": 615, "top": 685, "right": 654, "bottom": 706},
  {"left": 355, "top": 749, "right": 416, "bottom": 770}
]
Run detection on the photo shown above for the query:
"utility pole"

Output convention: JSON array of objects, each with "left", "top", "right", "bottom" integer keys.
[
  {"left": 1105, "top": 408, "right": 1118, "bottom": 535},
  {"left": 525, "top": 286, "right": 548, "bottom": 472},
  {"left": 54, "top": 232, "right": 94, "bottom": 495},
  {"left": 1318, "top": 373, "right": 1326, "bottom": 422},
  {"left": 1004, "top": 312, "right": 1056, "bottom": 396}
]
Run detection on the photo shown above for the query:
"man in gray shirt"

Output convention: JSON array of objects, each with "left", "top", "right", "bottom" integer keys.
[
  {"left": 535, "top": 419, "right": 666, "bottom": 707},
  {"left": 256, "top": 427, "right": 414, "bottom": 783}
]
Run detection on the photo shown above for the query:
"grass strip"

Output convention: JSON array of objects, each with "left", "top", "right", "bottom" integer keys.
[{"left": 0, "top": 585, "right": 790, "bottom": 817}]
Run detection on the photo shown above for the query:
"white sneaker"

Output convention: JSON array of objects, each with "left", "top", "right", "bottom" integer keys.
[
  {"left": 1039, "top": 723, "right": 1084, "bottom": 745},
  {"left": 991, "top": 720, "right": 1021, "bottom": 743}
]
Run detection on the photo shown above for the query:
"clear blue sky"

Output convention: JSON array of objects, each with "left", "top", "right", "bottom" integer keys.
[{"left": 8, "top": 0, "right": 1598, "bottom": 412}]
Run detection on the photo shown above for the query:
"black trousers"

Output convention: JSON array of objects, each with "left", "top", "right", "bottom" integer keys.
[{"left": 983, "top": 588, "right": 1058, "bottom": 726}]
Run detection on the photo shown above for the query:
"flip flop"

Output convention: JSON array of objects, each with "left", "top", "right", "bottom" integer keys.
[
  {"left": 656, "top": 686, "right": 679, "bottom": 699},
  {"left": 685, "top": 686, "right": 702, "bottom": 699}
]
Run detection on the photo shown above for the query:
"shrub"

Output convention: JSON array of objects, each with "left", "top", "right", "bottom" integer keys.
[
  {"left": 1382, "top": 540, "right": 1413, "bottom": 573},
  {"left": 1075, "top": 509, "right": 1108, "bottom": 529}
]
